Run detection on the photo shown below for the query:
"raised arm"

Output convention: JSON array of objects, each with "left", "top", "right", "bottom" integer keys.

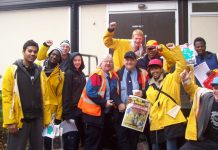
[
  {"left": 180, "top": 70, "right": 198, "bottom": 101},
  {"left": 37, "top": 40, "right": 53, "bottom": 60}
]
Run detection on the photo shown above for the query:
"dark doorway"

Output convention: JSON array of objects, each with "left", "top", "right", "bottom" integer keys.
[{"left": 109, "top": 11, "right": 176, "bottom": 44}]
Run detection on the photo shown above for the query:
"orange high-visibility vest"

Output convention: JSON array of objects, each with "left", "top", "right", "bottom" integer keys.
[
  {"left": 78, "top": 68, "right": 118, "bottom": 116},
  {"left": 139, "top": 68, "right": 147, "bottom": 90}
]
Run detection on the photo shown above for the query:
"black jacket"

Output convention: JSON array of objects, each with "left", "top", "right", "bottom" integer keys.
[
  {"left": 15, "top": 59, "right": 42, "bottom": 119},
  {"left": 62, "top": 52, "right": 86, "bottom": 120}
]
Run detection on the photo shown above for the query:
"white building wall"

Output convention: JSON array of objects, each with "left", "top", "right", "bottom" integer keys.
[
  {"left": 79, "top": 4, "right": 108, "bottom": 74},
  {"left": 0, "top": 7, "right": 70, "bottom": 89},
  {"left": 190, "top": 16, "right": 218, "bottom": 53}
]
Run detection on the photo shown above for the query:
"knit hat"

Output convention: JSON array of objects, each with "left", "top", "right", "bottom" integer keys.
[
  {"left": 60, "top": 40, "right": 70, "bottom": 47},
  {"left": 146, "top": 40, "right": 158, "bottom": 46},
  {"left": 48, "top": 47, "right": 63, "bottom": 63}
]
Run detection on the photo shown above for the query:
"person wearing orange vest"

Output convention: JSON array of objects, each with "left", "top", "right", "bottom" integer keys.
[
  {"left": 114, "top": 51, "right": 148, "bottom": 150},
  {"left": 78, "top": 54, "right": 120, "bottom": 150}
]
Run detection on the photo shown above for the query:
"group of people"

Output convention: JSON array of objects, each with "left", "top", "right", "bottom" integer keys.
[{"left": 1, "top": 21, "right": 218, "bottom": 150}]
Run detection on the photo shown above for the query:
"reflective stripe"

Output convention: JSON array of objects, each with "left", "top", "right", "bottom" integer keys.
[
  {"left": 78, "top": 69, "right": 107, "bottom": 116},
  {"left": 139, "top": 68, "right": 147, "bottom": 90},
  {"left": 98, "top": 71, "right": 106, "bottom": 98}
]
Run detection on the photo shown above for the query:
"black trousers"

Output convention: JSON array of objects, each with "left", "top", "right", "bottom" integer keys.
[
  {"left": 44, "top": 137, "right": 52, "bottom": 150},
  {"left": 62, "top": 131, "right": 80, "bottom": 150},
  {"left": 84, "top": 124, "right": 103, "bottom": 150},
  {"left": 114, "top": 123, "right": 139, "bottom": 150},
  {"left": 180, "top": 138, "right": 218, "bottom": 150}
]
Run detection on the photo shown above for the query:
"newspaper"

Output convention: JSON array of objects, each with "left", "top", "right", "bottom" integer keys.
[
  {"left": 194, "top": 62, "right": 210, "bottom": 87},
  {"left": 180, "top": 44, "right": 196, "bottom": 64},
  {"left": 121, "top": 95, "right": 150, "bottom": 132},
  {"left": 60, "top": 119, "right": 78, "bottom": 134}
]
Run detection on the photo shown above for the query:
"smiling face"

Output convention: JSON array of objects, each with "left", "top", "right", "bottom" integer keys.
[
  {"left": 49, "top": 50, "right": 61, "bottom": 65},
  {"left": 73, "top": 55, "right": 82, "bottom": 70},
  {"left": 60, "top": 44, "right": 70, "bottom": 56},
  {"left": 101, "top": 58, "right": 113, "bottom": 73},
  {"left": 149, "top": 65, "right": 163, "bottom": 80},
  {"left": 23, "top": 46, "right": 38, "bottom": 64},
  {"left": 124, "top": 57, "right": 137, "bottom": 71},
  {"left": 194, "top": 41, "right": 206, "bottom": 56},
  {"left": 132, "top": 34, "right": 144, "bottom": 47},
  {"left": 146, "top": 45, "right": 158, "bottom": 59}
]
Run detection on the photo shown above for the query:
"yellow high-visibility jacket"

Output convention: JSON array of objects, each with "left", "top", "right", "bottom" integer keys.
[
  {"left": 2, "top": 65, "right": 24, "bottom": 128},
  {"left": 183, "top": 81, "right": 212, "bottom": 141},
  {"left": 146, "top": 45, "right": 187, "bottom": 131},
  {"left": 41, "top": 65, "right": 64, "bottom": 126},
  {"left": 37, "top": 44, "right": 64, "bottom": 126}
]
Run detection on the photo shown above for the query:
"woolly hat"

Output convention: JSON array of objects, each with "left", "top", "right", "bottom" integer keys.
[
  {"left": 60, "top": 40, "right": 70, "bottom": 47},
  {"left": 48, "top": 47, "right": 63, "bottom": 63}
]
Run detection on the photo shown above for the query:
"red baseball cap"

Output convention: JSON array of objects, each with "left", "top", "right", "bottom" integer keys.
[{"left": 148, "top": 59, "right": 163, "bottom": 68}]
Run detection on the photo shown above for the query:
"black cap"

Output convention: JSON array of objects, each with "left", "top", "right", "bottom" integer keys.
[{"left": 124, "top": 51, "right": 137, "bottom": 59}]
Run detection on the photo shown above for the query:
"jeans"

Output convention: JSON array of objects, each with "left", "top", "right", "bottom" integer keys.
[{"left": 152, "top": 139, "right": 177, "bottom": 150}]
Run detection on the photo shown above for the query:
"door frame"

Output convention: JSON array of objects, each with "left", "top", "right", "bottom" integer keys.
[{"left": 106, "top": 1, "right": 179, "bottom": 44}]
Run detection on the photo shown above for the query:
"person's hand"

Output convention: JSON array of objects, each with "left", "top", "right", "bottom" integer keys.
[
  {"left": 156, "top": 45, "right": 163, "bottom": 52},
  {"left": 7, "top": 124, "right": 18, "bottom": 134},
  {"left": 45, "top": 40, "right": 53, "bottom": 47},
  {"left": 105, "top": 100, "right": 114, "bottom": 108},
  {"left": 166, "top": 43, "right": 175, "bottom": 49},
  {"left": 109, "top": 22, "right": 117, "bottom": 30},
  {"left": 133, "top": 90, "right": 143, "bottom": 97},
  {"left": 127, "top": 97, "right": 132, "bottom": 104},
  {"left": 180, "top": 70, "right": 192, "bottom": 85},
  {"left": 118, "top": 103, "right": 126, "bottom": 113}
]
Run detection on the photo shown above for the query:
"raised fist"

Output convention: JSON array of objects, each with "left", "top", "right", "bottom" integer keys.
[
  {"left": 45, "top": 40, "right": 53, "bottom": 47},
  {"left": 109, "top": 22, "right": 117, "bottom": 30}
]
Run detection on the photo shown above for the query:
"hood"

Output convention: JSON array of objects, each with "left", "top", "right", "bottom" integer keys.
[
  {"left": 69, "top": 52, "right": 85, "bottom": 71},
  {"left": 14, "top": 59, "right": 37, "bottom": 70}
]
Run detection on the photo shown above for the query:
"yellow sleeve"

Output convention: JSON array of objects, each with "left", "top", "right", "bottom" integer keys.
[
  {"left": 2, "top": 66, "right": 16, "bottom": 126},
  {"left": 183, "top": 81, "right": 199, "bottom": 101},
  {"left": 37, "top": 44, "right": 49, "bottom": 60},
  {"left": 55, "top": 74, "right": 64, "bottom": 120},
  {"left": 160, "top": 44, "right": 175, "bottom": 65},
  {"left": 166, "top": 45, "right": 187, "bottom": 82},
  {"left": 103, "top": 30, "right": 119, "bottom": 49},
  {"left": 162, "top": 47, "right": 176, "bottom": 73},
  {"left": 103, "top": 30, "right": 130, "bottom": 50}
]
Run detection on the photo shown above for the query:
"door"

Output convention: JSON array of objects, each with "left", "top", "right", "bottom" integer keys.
[{"left": 109, "top": 11, "right": 176, "bottom": 44}]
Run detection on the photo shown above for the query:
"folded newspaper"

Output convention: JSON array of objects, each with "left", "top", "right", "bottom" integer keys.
[{"left": 121, "top": 95, "right": 150, "bottom": 132}]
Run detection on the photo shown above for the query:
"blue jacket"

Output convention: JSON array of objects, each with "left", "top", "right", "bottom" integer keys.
[
  {"left": 195, "top": 51, "right": 218, "bottom": 70},
  {"left": 195, "top": 51, "right": 218, "bottom": 86}
]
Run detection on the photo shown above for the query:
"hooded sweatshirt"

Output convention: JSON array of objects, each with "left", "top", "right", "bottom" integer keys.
[
  {"left": 14, "top": 59, "right": 43, "bottom": 119},
  {"left": 62, "top": 52, "right": 86, "bottom": 120}
]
